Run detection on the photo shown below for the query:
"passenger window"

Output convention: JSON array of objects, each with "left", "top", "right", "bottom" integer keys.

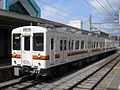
[
  {"left": 91, "top": 42, "right": 93, "bottom": 48},
  {"left": 71, "top": 40, "right": 74, "bottom": 50},
  {"left": 60, "top": 40, "right": 63, "bottom": 51},
  {"left": 81, "top": 41, "right": 84, "bottom": 49},
  {"left": 75, "top": 40, "right": 79, "bottom": 50},
  {"left": 96, "top": 42, "right": 99, "bottom": 48},
  {"left": 33, "top": 33, "right": 44, "bottom": 51},
  {"left": 64, "top": 40, "right": 67, "bottom": 50},
  {"left": 68, "top": 41, "right": 71, "bottom": 50},
  {"left": 13, "top": 34, "right": 21, "bottom": 50},
  {"left": 94, "top": 42, "right": 96, "bottom": 48},
  {"left": 88, "top": 41, "right": 90, "bottom": 49},
  {"left": 51, "top": 39, "right": 54, "bottom": 50}
]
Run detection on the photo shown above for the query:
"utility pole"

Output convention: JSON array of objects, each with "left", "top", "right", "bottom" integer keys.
[{"left": 90, "top": 14, "right": 92, "bottom": 31}]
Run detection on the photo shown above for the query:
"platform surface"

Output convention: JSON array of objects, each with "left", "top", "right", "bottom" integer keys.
[{"left": 107, "top": 65, "right": 120, "bottom": 90}]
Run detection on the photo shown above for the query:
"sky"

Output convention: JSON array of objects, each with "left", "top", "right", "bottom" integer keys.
[{"left": 34, "top": 0, "right": 120, "bottom": 35}]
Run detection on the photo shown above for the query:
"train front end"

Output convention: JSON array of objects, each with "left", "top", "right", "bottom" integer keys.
[{"left": 12, "top": 26, "right": 47, "bottom": 76}]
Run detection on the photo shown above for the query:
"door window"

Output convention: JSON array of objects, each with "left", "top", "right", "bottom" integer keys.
[
  {"left": 24, "top": 36, "right": 30, "bottom": 51},
  {"left": 51, "top": 39, "right": 54, "bottom": 50},
  {"left": 64, "top": 40, "right": 67, "bottom": 50},
  {"left": 60, "top": 40, "right": 63, "bottom": 51}
]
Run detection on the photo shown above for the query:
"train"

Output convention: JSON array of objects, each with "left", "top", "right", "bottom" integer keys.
[{"left": 12, "top": 25, "right": 117, "bottom": 77}]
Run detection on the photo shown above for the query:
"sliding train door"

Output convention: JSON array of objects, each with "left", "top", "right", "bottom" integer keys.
[
  {"left": 60, "top": 37, "right": 68, "bottom": 63},
  {"left": 21, "top": 35, "right": 32, "bottom": 66}
]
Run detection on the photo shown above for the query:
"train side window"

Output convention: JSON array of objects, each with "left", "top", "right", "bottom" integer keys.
[
  {"left": 68, "top": 41, "right": 71, "bottom": 50},
  {"left": 96, "top": 42, "right": 98, "bottom": 48},
  {"left": 13, "top": 34, "right": 21, "bottom": 50},
  {"left": 94, "top": 41, "right": 96, "bottom": 48},
  {"left": 88, "top": 41, "right": 90, "bottom": 49},
  {"left": 33, "top": 33, "right": 44, "bottom": 51},
  {"left": 71, "top": 40, "right": 74, "bottom": 50},
  {"left": 81, "top": 41, "right": 84, "bottom": 49},
  {"left": 91, "top": 42, "right": 93, "bottom": 48},
  {"left": 75, "top": 40, "right": 79, "bottom": 50},
  {"left": 60, "top": 40, "right": 63, "bottom": 51},
  {"left": 51, "top": 39, "right": 54, "bottom": 50},
  {"left": 64, "top": 40, "right": 67, "bottom": 50}
]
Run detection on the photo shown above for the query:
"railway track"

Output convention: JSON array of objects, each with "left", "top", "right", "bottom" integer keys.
[
  {"left": 0, "top": 52, "right": 119, "bottom": 90},
  {"left": 38, "top": 52, "right": 120, "bottom": 90}
]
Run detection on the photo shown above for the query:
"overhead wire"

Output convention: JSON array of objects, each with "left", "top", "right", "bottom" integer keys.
[
  {"left": 106, "top": 0, "right": 116, "bottom": 14},
  {"left": 40, "top": 7, "right": 74, "bottom": 20},
  {"left": 18, "top": 0, "right": 76, "bottom": 21},
  {"left": 36, "top": 0, "right": 82, "bottom": 20},
  {"left": 95, "top": 0, "right": 114, "bottom": 20},
  {"left": 83, "top": 0, "right": 109, "bottom": 19}
]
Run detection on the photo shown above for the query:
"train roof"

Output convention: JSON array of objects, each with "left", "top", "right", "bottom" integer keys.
[{"left": 12, "top": 26, "right": 109, "bottom": 39}]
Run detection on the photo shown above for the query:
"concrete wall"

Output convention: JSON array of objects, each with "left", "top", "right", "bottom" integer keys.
[
  {"left": 0, "top": 0, "right": 3, "bottom": 9},
  {"left": 9, "top": 0, "right": 36, "bottom": 17}
]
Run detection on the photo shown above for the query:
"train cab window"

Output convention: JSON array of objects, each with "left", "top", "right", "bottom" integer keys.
[
  {"left": 13, "top": 34, "right": 21, "bottom": 50},
  {"left": 51, "top": 39, "right": 54, "bottom": 50},
  {"left": 33, "top": 33, "right": 44, "bottom": 51},
  {"left": 81, "top": 41, "right": 84, "bottom": 49},
  {"left": 24, "top": 36, "right": 30, "bottom": 51},
  {"left": 64, "top": 40, "right": 67, "bottom": 50},
  {"left": 75, "top": 40, "right": 79, "bottom": 50},
  {"left": 60, "top": 40, "right": 63, "bottom": 51}
]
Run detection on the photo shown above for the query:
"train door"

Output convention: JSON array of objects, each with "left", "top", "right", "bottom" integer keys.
[
  {"left": 21, "top": 35, "right": 32, "bottom": 66},
  {"left": 50, "top": 38, "right": 55, "bottom": 65},
  {"left": 60, "top": 37, "right": 68, "bottom": 62}
]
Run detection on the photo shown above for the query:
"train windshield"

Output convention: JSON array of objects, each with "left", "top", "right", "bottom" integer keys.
[
  {"left": 33, "top": 33, "right": 44, "bottom": 51},
  {"left": 13, "top": 34, "right": 21, "bottom": 50}
]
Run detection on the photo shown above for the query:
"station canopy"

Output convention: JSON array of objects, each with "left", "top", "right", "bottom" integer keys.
[{"left": 0, "top": 9, "right": 69, "bottom": 30}]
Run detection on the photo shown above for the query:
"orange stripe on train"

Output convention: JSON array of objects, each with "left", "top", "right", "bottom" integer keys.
[
  {"left": 91, "top": 49, "right": 101, "bottom": 52},
  {"left": 11, "top": 54, "right": 21, "bottom": 58},
  {"left": 67, "top": 50, "right": 88, "bottom": 56},
  {"left": 33, "top": 55, "right": 50, "bottom": 60}
]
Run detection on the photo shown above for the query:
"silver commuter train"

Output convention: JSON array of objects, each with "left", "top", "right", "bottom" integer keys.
[{"left": 12, "top": 26, "right": 117, "bottom": 76}]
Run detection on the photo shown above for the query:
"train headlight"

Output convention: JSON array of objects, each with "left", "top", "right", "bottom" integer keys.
[
  {"left": 38, "top": 63, "right": 41, "bottom": 66},
  {"left": 13, "top": 52, "right": 17, "bottom": 56},
  {"left": 38, "top": 53, "right": 41, "bottom": 58},
  {"left": 14, "top": 61, "right": 16, "bottom": 64}
]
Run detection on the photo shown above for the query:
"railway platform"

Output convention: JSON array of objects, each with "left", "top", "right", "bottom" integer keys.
[
  {"left": 0, "top": 56, "right": 10, "bottom": 67},
  {"left": 94, "top": 52, "right": 120, "bottom": 90},
  {"left": 0, "top": 56, "right": 12, "bottom": 83}
]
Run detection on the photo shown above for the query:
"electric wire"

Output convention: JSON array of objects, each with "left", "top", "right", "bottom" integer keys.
[
  {"left": 36, "top": 0, "right": 82, "bottom": 20},
  {"left": 106, "top": 0, "right": 116, "bottom": 14},
  {"left": 17, "top": 0, "right": 75, "bottom": 21},
  {"left": 95, "top": 0, "right": 114, "bottom": 20},
  {"left": 83, "top": 0, "right": 109, "bottom": 19}
]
